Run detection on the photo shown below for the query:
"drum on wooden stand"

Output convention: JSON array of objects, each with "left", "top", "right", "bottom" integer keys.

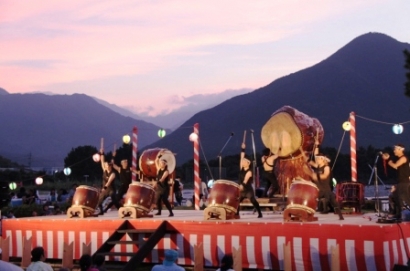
[
  {"left": 119, "top": 182, "right": 156, "bottom": 218},
  {"left": 336, "top": 182, "right": 364, "bottom": 212},
  {"left": 139, "top": 148, "right": 176, "bottom": 178},
  {"left": 204, "top": 180, "right": 240, "bottom": 220},
  {"left": 283, "top": 178, "right": 319, "bottom": 222},
  {"left": 67, "top": 185, "right": 99, "bottom": 218}
]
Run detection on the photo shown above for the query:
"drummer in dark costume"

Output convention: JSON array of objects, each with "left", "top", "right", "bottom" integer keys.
[
  {"left": 111, "top": 150, "right": 140, "bottom": 206},
  {"left": 381, "top": 144, "right": 410, "bottom": 219},
  {"left": 261, "top": 148, "right": 280, "bottom": 197},
  {"left": 97, "top": 149, "right": 121, "bottom": 215},
  {"left": 306, "top": 153, "right": 344, "bottom": 220},
  {"left": 236, "top": 143, "right": 263, "bottom": 218},
  {"left": 154, "top": 153, "right": 174, "bottom": 217}
]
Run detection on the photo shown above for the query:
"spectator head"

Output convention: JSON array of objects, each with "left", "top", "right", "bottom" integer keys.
[
  {"left": 93, "top": 254, "right": 105, "bottom": 267},
  {"left": 220, "top": 254, "right": 234, "bottom": 271},
  {"left": 79, "top": 254, "right": 93, "bottom": 271},
  {"left": 58, "top": 268, "right": 70, "bottom": 271},
  {"left": 163, "top": 249, "right": 178, "bottom": 266},
  {"left": 31, "top": 247, "right": 45, "bottom": 262}
]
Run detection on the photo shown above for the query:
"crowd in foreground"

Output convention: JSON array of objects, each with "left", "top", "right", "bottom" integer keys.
[{"left": 0, "top": 246, "right": 235, "bottom": 271}]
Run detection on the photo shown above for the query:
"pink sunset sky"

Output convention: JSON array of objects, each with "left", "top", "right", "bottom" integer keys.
[{"left": 1, "top": 0, "right": 409, "bottom": 117}]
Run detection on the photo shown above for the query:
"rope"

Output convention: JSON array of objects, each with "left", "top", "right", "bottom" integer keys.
[{"left": 356, "top": 114, "right": 410, "bottom": 125}]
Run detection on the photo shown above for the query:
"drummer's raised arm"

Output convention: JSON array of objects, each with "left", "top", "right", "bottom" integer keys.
[{"left": 240, "top": 143, "right": 246, "bottom": 159}]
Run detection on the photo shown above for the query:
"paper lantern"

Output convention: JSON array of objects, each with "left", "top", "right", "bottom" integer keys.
[
  {"left": 63, "top": 167, "right": 72, "bottom": 176},
  {"left": 93, "top": 153, "right": 101, "bottom": 162},
  {"left": 189, "top": 132, "right": 198, "bottom": 142},
  {"left": 342, "top": 121, "right": 351, "bottom": 131},
  {"left": 9, "top": 182, "right": 17, "bottom": 190},
  {"left": 35, "top": 177, "right": 43, "bottom": 185},
  {"left": 123, "top": 134, "right": 131, "bottom": 144},
  {"left": 158, "top": 129, "right": 166, "bottom": 138},
  {"left": 392, "top": 124, "right": 403, "bottom": 134}
]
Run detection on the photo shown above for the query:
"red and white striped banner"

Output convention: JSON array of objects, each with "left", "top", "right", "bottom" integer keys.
[{"left": 3, "top": 219, "right": 410, "bottom": 271}]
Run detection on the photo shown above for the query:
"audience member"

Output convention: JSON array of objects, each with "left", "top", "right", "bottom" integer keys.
[
  {"left": 79, "top": 254, "right": 98, "bottom": 271},
  {"left": 92, "top": 254, "right": 107, "bottom": 271},
  {"left": 151, "top": 249, "right": 184, "bottom": 271},
  {"left": 48, "top": 188, "right": 58, "bottom": 203},
  {"left": 0, "top": 248, "right": 24, "bottom": 270},
  {"left": 216, "top": 254, "right": 234, "bottom": 271},
  {"left": 26, "top": 247, "right": 53, "bottom": 271},
  {"left": 42, "top": 204, "right": 53, "bottom": 216}
]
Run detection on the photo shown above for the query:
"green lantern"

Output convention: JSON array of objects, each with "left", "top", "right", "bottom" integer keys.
[{"left": 158, "top": 129, "right": 166, "bottom": 138}]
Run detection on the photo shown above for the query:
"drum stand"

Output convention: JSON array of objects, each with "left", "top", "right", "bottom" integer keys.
[
  {"left": 203, "top": 206, "right": 240, "bottom": 220},
  {"left": 283, "top": 208, "right": 318, "bottom": 222},
  {"left": 368, "top": 154, "right": 384, "bottom": 217},
  {"left": 118, "top": 205, "right": 153, "bottom": 219},
  {"left": 67, "top": 205, "right": 95, "bottom": 218}
]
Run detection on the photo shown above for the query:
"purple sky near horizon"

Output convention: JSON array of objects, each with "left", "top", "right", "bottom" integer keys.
[{"left": 1, "top": 0, "right": 409, "bottom": 116}]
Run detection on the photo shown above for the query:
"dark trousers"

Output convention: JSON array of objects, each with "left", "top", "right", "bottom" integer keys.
[
  {"left": 262, "top": 171, "right": 279, "bottom": 197},
  {"left": 393, "top": 183, "right": 410, "bottom": 217},
  {"left": 237, "top": 189, "right": 262, "bottom": 216},
  {"left": 318, "top": 189, "right": 339, "bottom": 212},
  {"left": 155, "top": 187, "right": 173, "bottom": 214},
  {"left": 98, "top": 186, "right": 121, "bottom": 212}
]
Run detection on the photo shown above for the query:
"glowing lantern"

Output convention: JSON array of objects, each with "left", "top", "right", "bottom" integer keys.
[
  {"left": 63, "top": 167, "right": 72, "bottom": 176},
  {"left": 123, "top": 134, "right": 131, "bottom": 144},
  {"left": 158, "top": 129, "right": 166, "bottom": 138},
  {"left": 392, "top": 124, "right": 403, "bottom": 134},
  {"left": 189, "top": 132, "right": 198, "bottom": 142},
  {"left": 93, "top": 153, "right": 101, "bottom": 162},
  {"left": 9, "top": 182, "right": 17, "bottom": 190},
  {"left": 342, "top": 121, "right": 351, "bottom": 131},
  {"left": 35, "top": 177, "right": 43, "bottom": 185},
  {"left": 207, "top": 179, "right": 215, "bottom": 189}
]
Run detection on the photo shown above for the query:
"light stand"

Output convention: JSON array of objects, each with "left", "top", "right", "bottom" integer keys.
[
  {"left": 217, "top": 133, "right": 234, "bottom": 179},
  {"left": 370, "top": 154, "right": 385, "bottom": 219}
]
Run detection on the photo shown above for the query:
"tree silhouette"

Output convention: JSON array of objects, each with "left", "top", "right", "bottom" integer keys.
[{"left": 64, "top": 145, "right": 101, "bottom": 182}]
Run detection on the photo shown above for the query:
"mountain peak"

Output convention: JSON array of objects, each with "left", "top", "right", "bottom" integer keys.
[{"left": 0, "top": 87, "right": 9, "bottom": 95}]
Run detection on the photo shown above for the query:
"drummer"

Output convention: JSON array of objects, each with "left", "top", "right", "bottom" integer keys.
[
  {"left": 97, "top": 149, "right": 121, "bottom": 215},
  {"left": 111, "top": 150, "right": 140, "bottom": 205},
  {"left": 306, "top": 153, "right": 344, "bottom": 220},
  {"left": 153, "top": 153, "right": 174, "bottom": 217},
  {"left": 236, "top": 143, "right": 263, "bottom": 218}
]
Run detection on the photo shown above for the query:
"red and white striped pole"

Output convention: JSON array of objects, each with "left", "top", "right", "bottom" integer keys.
[
  {"left": 193, "top": 123, "right": 200, "bottom": 210},
  {"left": 349, "top": 112, "right": 357, "bottom": 182},
  {"left": 132, "top": 126, "right": 138, "bottom": 182}
]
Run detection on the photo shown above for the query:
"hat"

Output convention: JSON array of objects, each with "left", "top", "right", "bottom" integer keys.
[
  {"left": 316, "top": 153, "right": 330, "bottom": 163},
  {"left": 394, "top": 144, "right": 405, "bottom": 150},
  {"left": 163, "top": 249, "right": 178, "bottom": 266}
]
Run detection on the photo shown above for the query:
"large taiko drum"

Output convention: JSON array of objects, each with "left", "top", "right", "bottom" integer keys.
[
  {"left": 336, "top": 182, "right": 364, "bottom": 208},
  {"left": 139, "top": 148, "right": 176, "bottom": 178},
  {"left": 286, "top": 179, "right": 319, "bottom": 214},
  {"left": 71, "top": 185, "right": 99, "bottom": 213},
  {"left": 207, "top": 180, "right": 240, "bottom": 214},
  {"left": 123, "top": 182, "right": 156, "bottom": 213},
  {"left": 261, "top": 106, "right": 324, "bottom": 195}
]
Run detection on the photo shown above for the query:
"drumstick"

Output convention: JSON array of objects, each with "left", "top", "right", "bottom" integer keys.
[
  {"left": 113, "top": 143, "right": 117, "bottom": 153},
  {"left": 242, "top": 130, "right": 247, "bottom": 144},
  {"left": 100, "top": 138, "right": 104, "bottom": 151}
]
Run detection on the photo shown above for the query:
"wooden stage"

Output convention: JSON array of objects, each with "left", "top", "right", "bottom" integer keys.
[{"left": 1, "top": 208, "right": 410, "bottom": 271}]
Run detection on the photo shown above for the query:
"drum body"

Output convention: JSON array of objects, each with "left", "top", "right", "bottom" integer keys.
[
  {"left": 336, "top": 182, "right": 364, "bottom": 207},
  {"left": 286, "top": 179, "right": 319, "bottom": 214},
  {"left": 207, "top": 180, "right": 240, "bottom": 214},
  {"left": 123, "top": 182, "right": 156, "bottom": 213},
  {"left": 72, "top": 185, "right": 99, "bottom": 212},
  {"left": 139, "top": 148, "right": 176, "bottom": 178}
]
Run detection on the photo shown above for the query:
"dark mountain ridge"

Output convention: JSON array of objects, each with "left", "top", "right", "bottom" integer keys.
[
  {"left": 0, "top": 93, "right": 161, "bottom": 167},
  {"left": 143, "top": 32, "right": 410, "bottom": 165}
]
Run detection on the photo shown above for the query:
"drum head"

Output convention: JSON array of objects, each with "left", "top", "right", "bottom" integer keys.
[{"left": 160, "top": 150, "right": 176, "bottom": 175}]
